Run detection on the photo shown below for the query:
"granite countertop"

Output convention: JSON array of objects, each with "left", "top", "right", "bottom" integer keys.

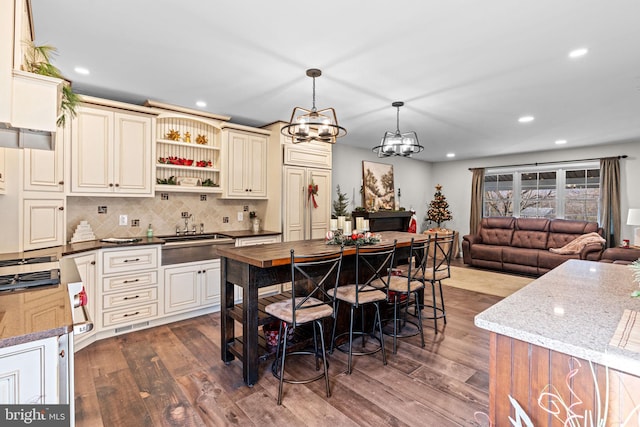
[
  {"left": 222, "top": 229, "right": 281, "bottom": 239},
  {"left": 475, "top": 259, "right": 640, "bottom": 376},
  {"left": 0, "top": 283, "right": 73, "bottom": 348}
]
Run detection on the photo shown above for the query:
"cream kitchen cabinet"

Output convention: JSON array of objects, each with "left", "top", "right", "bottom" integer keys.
[
  {"left": 163, "top": 259, "right": 221, "bottom": 314},
  {"left": 223, "top": 128, "right": 268, "bottom": 198},
  {"left": 23, "top": 125, "right": 66, "bottom": 192},
  {"left": 70, "top": 103, "right": 154, "bottom": 196},
  {"left": 0, "top": 336, "right": 62, "bottom": 404},
  {"left": 22, "top": 197, "right": 65, "bottom": 250},
  {"left": 283, "top": 166, "right": 331, "bottom": 242},
  {"left": 100, "top": 246, "right": 160, "bottom": 333}
]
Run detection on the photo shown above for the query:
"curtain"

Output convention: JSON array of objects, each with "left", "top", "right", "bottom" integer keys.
[
  {"left": 469, "top": 168, "right": 484, "bottom": 235},
  {"left": 599, "top": 157, "right": 621, "bottom": 248}
]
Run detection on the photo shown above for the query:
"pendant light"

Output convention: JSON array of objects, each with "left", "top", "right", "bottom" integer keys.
[
  {"left": 281, "top": 68, "right": 347, "bottom": 144},
  {"left": 372, "top": 101, "right": 424, "bottom": 157}
]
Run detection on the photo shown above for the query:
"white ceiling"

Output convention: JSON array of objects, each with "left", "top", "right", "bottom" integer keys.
[{"left": 30, "top": 0, "right": 640, "bottom": 162}]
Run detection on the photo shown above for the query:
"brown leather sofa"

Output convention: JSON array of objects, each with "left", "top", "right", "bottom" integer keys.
[
  {"left": 462, "top": 217, "right": 604, "bottom": 276},
  {"left": 599, "top": 247, "right": 640, "bottom": 265}
]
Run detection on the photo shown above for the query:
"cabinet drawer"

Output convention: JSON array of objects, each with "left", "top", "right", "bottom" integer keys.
[
  {"left": 102, "top": 247, "right": 159, "bottom": 274},
  {"left": 102, "top": 303, "right": 158, "bottom": 327},
  {"left": 102, "top": 287, "right": 158, "bottom": 309},
  {"left": 102, "top": 271, "right": 158, "bottom": 293}
]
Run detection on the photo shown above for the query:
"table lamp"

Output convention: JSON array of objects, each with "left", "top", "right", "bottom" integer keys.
[{"left": 627, "top": 208, "right": 640, "bottom": 247}]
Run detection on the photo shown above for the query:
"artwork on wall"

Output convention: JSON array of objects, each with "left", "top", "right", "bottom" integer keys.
[{"left": 362, "top": 161, "right": 395, "bottom": 210}]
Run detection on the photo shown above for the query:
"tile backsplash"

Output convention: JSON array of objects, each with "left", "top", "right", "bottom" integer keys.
[{"left": 66, "top": 193, "right": 267, "bottom": 241}]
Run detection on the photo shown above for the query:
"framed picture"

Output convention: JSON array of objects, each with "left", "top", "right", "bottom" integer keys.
[{"left": 362, "top": 161, "right": 395, "bottom": 210}]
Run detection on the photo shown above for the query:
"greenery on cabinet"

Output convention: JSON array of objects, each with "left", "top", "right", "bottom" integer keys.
[
  {"left": 425, "top": 184, "right": 453, "bottom": 228},
  {"left": 332, "top": 185, "right": 350, "bottom": 218},
  {"left": 22, "top": 41, "right": 80, "bottom": 127}
]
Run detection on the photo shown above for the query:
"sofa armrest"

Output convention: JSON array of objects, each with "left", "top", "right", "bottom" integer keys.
[
  {"left": 463, "top": 234, "right": 482, "bottom": 245},
  {"left": 580, "top": 242, "right": 605, "bottom": 260}
]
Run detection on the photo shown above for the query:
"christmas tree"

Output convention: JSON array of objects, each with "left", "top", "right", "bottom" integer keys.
[
  {"left": 332, "top": 185, "right": 350, "bottom": 217},
  {"left": 426, "top": 184, "right": 453, "bottom": 228}
]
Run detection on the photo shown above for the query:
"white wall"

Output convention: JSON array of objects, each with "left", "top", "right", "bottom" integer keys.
[
  {"left": 332, "top": 143, "right": 432, "bottom": 230},
  {"left": 333, "top": 139, "right": 640, "bottom": 240},
  {"left": 430, "top": 139, "right": 640, "bottom": 239}
]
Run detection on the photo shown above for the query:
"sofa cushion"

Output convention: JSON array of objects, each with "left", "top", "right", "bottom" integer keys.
[
  {"left": 547, "top": 219, "right": 599, "bottom": 249},
  {"left": 538, "top": 250, "right": 579, "bottom": 270},
  {"left": 502, "top": 247, "right": 539, "bottom": 267},
  {"left": 512, "top": 218, "right": 550, "bottom": 249},
  {"left": 479, "top": 217, "right": 515, "bottom": 246},
  {"left": 470, "top": 244, "right": 503, "bottom": 263}
]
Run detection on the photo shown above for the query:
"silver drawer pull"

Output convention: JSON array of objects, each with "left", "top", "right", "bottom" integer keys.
[
  {"left": 123, "top": 258, "right": 141, "bottom": 263},
  {"left": 123, "top": 295, "right": 140, "bottom": 300},
  {"left": 123, "top": 278, "right": 140, "bottom": 284},
  {"left": 123, "top": 311, "right": 140, "bottom": 317}
]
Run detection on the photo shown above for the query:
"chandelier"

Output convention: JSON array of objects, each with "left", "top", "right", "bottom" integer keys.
[
  {"left": 281, "top": 68, "right": 347, "bottom": 144},
  {"left": 372, "top": 101, "right": 424, "bottom": 157}
]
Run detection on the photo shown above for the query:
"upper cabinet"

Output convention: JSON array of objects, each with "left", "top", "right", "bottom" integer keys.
[
  {"left": 23, "top": 125, "right": 66, "bottom": 192},
  {"left": 222, "top": 127, "right": 269, "bottom": 199},
  {"left": 0, "top": 0, "right": 62, "bottom": 133},
  {"left": 0, "top": 147, "right": 5, "bottom": 194},
  {"left": 70, "top": 100, "right": 155, "bottom": 196}
]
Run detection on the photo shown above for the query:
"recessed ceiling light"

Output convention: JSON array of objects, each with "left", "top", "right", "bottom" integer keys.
[
  {"left": 555, "top": 139, "right": 567, "bottom": 145},
  {"left": 74, "top": 67, "right": 90, "bottom": 75},
  {"left": 568, "top": 48, "right": 588, "bottom": 58},
  {"left": 196, "top": 101, "right": 207, "bottom": 108},
  {"left": 518, "top": 116, "right": 534, "bottom": 123},
  {"left": 446, "top": 153, "right": 455, "bottom": 158}
]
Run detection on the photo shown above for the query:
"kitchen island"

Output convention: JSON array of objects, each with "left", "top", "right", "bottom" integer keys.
[
  {"left": 217, "top": 231, "right": 429, "bottom": 386},
  {"left": 475, "top": 259, "right": 640, "bottom": 426}
]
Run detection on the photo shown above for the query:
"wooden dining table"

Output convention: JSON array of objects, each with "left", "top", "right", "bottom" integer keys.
[{"left": 217, "top": 231, "right": 430, "bottom": 386}]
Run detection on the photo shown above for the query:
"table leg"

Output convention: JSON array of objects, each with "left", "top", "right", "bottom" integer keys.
[
  {"left": 243, "top": 266, "right": 259, "bottom": 386},
  {"left": 220, "top": 258, "right": 235, "bottom": 363}
]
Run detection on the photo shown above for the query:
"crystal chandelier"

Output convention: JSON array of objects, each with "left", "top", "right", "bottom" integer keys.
[
  {"left": 372, "top": 101, "right": 424, "bottom": 157},
  {"left": 281, "top": 69, "right": 347, "bottom": 144}
]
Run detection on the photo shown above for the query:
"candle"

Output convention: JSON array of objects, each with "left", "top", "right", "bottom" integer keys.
[
  {"left": 330, "top": 219, "right": 338, "bottom": 231},
  {"left": 356, "top": 217, "right": 364, "bottom": 231},
  {"left": 343, "top": 220, "right": 352, "bottom": 235},
  {"left": 337, "top": 216, "right": 345, "bottom": 231},
  {"left": 363, "top": 219, "right": 370, "bottom": 232}
]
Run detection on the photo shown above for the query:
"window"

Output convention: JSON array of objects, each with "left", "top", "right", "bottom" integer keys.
[{"left": 483, "top": 163, "right": 600, "bottom": 221}]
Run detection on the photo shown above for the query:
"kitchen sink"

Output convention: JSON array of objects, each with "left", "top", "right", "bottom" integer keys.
[
  {"left": 159, "top": 233, "right": 235, "bottom": 265},
  {"left": 160, "top": 233, "right": 234, "bottom": 245}
]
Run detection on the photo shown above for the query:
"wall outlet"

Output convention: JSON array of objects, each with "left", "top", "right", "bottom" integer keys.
[
  {"left": 237, "top": 212, "right": 243, "bottom": 221},
  {"left": 243, "top": 205, "right": 249, "bottom": 211},
  {"left": 223, "top": 216, "right": 229, "bottom": 223},
  {"left": 131, "top": 219, "right": 140, "bottom": 227},
  {"left": 119, "top": 214, "right": 128, "bottom": 226},
  {"left": 181, "top": 212, "right": 190, "bottom": 218}
]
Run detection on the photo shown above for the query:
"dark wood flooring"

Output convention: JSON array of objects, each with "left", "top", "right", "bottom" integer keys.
[{"left": 74, "top": 260, "right": 498, "bottom": 426}]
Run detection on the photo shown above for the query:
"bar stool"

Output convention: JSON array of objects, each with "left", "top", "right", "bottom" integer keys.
[
  {"left": 384, "top": 237, "right": 430, "bottom": 353},
  {"left": 330, "top": 241, "right": 397, "bottom": 374},
  {"left": 265, "top": 247, "right": 344, "bottom": 405},
  {"left": 424, "top": 233, "right": 454, "bottom": 333}
]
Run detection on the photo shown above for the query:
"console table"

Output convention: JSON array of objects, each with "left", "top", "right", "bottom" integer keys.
[{"left": 351, "top": 211, "right": 412, "bottom": 232}]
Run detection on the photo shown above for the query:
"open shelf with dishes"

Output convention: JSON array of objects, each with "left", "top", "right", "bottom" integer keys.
[{"left": 155, "top": 115, "right": 222, "bottom": 193}]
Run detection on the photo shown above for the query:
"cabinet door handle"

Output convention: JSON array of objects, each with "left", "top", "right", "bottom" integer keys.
[
  {"left": 123, "top": 295, "right": 140, "bottom": 300},
  {"left": 123, "top": 278, "right": 140, "bottom": 284},
  {"left": 123, "top": 311, "right": 140, "bottom": 317},
  {"left": 123, "top": 258, "right": 141, "bottom": 263},
  {"left": 90, "top": 261, "right": 96, "bottom": 265},
  {"left": 58, "top": 181, "right": 64, "bottom": 185},
  {"left": 58, "top": 206, "right": 64, "bottom": 211},
  {"left": 109, "top": 183, "right": 114, "bottom": 187},
  {"left": 115, "top": 183, "right": 120, "bottom": 187}
]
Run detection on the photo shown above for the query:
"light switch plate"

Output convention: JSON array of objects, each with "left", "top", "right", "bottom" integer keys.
[
  {"left": 237, "top": 212, "right": 243, "bottom": 221},
  {"left": 119, "top": 214, "right": 128, "bottom": 226}
]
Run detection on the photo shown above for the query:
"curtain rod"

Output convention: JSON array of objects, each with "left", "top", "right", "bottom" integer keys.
[{"left": 468, "top": 155, "right": 627, "bottom": 171}]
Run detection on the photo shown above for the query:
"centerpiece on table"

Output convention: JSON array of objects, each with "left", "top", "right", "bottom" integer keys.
[{"left": 326, "top": 229, "right": 381, "bottom": 246}]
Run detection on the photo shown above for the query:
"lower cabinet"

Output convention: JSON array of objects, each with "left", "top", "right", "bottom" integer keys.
[
  {"left": 164, "top": 259, "right": 220, "bottom": 314},
  {"left": 65, "top": 251, "right": 97, "bottom": 351},
  {"left": 0, "top": 336, "right": 62, "bottom": 404}
]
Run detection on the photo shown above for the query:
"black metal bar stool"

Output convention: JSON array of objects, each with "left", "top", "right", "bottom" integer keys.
[
  {"left": 265, "top": 247, "right": 344, "bottom": 405},
  {"left": 424, "top": 233, "right": 454, "bottom": 333}
]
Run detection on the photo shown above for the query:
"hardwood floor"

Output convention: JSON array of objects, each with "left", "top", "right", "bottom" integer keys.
[{"left": 74, "top": 276, "right": 499, "bottom": 426}]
